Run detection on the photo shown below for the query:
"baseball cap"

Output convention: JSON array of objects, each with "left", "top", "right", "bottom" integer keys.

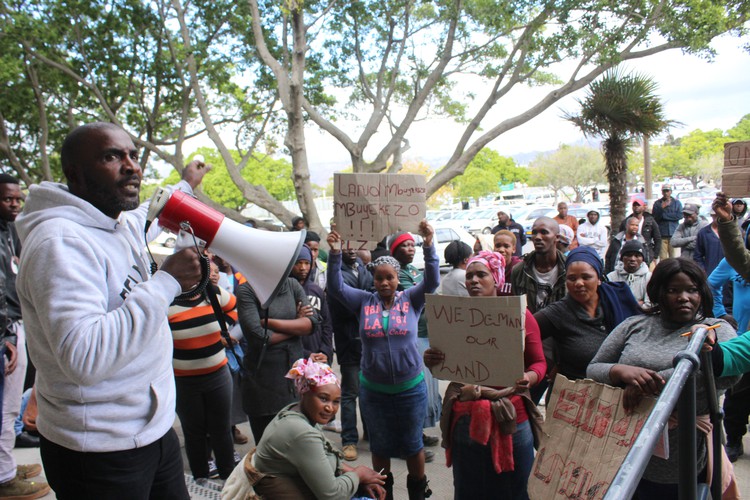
[
  {"left": 661, "top": 184, "right": 672, "bottom": 192},
  {"left": 682, "top": 203, "right": 699, "bottom": 215},
  {"left": 632, "top": 199, "right": 646, "bottom": 207},
  {"left": 621, "top": 240, "right": 645, "bottom": 257},
  {"left": 558, "top": 224, "right": 574, "bottom": 245},
  {"left": 732, "top": 198, "right": 747, "bottom": 206}
]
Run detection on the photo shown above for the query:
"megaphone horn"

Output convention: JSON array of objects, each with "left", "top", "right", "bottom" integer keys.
[{"left": 147, "top": 188, "right": 305, "bottom": 309}]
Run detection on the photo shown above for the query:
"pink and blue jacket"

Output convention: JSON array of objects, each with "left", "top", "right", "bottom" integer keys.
[{"left": 327, "top": 245, "right": 440, "bottom": 386}]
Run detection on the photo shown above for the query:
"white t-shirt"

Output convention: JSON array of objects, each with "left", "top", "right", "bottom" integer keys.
[{"left": 532, "top": 265, "right": 559, "bottom": 310}]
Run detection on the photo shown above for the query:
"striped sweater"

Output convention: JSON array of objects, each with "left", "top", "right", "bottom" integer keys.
[{"left": 168, "top": 286, "right": 238, "bottom": 376}]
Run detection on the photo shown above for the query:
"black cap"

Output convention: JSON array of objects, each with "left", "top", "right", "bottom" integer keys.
[{"left": 621, "top": 240, "right": 644, "bottom": 257}]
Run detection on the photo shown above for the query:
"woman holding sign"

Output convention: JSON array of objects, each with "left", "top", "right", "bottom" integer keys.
[
  {"left": 326, "top": 221, "right": 439, "bottom": 500},
  {"left": 423, "top": 251, "right": 546, "bottom": 500},
  {"left": 587, "top": 258, "right": 739, "bottom": 498}
]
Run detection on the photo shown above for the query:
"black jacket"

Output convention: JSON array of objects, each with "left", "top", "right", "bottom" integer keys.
[
  {"left": 329, "top": 260, "right": 373, "bottom": 366},
  {"left": 619, "top": 213, "right": 661, "bottom": 261}
]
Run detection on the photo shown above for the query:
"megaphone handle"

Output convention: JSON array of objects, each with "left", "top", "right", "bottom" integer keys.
[{"left": 176, "top": 255, "right": 210, "bottom": 300}]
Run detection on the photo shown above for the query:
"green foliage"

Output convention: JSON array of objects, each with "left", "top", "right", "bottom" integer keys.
[
  {"left": 161, "top": 148, "right": 295, "bottom": 210},
  {"left": 528, "top": 145, "right": 605, "bottom": 201},
  {"left": 450, "top": 148, "right": 528, "bottom": 200}
]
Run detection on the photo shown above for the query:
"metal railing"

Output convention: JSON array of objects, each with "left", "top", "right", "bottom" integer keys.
[{"left": 603, "top": 326, "right": 723, "bottom": 500}]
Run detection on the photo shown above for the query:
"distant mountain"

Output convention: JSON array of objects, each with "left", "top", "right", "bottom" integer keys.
[{"left": 307, "top": 137, "right": 599, "bottom": 184}]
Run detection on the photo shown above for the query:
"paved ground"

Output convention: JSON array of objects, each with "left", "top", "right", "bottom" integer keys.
[{"left": 14, "top": 375, "right": 750, "bottom": 499}]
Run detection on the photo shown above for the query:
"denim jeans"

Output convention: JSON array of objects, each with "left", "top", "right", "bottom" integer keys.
[
  {"left": 452, "top": 417, "right": 534, "bottom": 500},
  {"left": 340, "top": 364, "right": 361, "bottom": 446},
  {"left": 360, "top": 380, "right": 427, "bottom": 457}
]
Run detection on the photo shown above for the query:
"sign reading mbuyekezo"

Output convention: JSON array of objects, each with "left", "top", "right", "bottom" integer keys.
[
  {"left": 333, "top": 173, "right": 426, "bottom": 242},
  {"left": 722, "top": 141, "right": 750, "bottom": 197},
  {"left": 425, "top": 294, "right": 526, "bottom": 387}
]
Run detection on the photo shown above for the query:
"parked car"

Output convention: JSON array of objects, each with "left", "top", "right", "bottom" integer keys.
[
  {"left": 518, "top": 206, "right": 557, "bottom": 235},
  {"left": 411, "top": 223, "right": 477, "bottom": 270}
]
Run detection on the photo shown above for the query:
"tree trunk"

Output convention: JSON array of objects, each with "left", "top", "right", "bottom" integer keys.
[{"left": 604, "top": 136, "right": 629, "bottom": 235}]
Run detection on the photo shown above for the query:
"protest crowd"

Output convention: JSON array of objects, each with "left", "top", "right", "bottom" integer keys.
[{"left": 0, "top": 122, "right": 749, "bottom": 500}]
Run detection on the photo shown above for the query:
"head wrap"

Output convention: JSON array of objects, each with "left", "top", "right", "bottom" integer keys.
[
  {"left": 566, "top": 246, "right": 642, "bottom": 331},
  {"left": 304, "top": 231, "right": 321, "bottom": 243},
  {"left": 286, "top": 357, "right": 340, "bottom": 395},
  {"left": 367, "top": 255, "right": 401, "bottom": 274},
  {"left": 388, "top": 232, "right": 414, "bottom": 255},
  {"left": 466, "top": 251, "right": 506, "bottom": 295},
  {"left": 296, "top": 245, "right": 312, "bottom": 263},
  {"left": 566, "top": 246, "right": 604, "bottom": 277}
]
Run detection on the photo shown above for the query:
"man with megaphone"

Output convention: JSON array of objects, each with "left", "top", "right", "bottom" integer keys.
[{"left": 14, "top": 122, "right": 210, "bottom": 500}]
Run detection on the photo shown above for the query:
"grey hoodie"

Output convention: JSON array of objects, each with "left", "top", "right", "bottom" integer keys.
[
  {"left": 16, "top": 181, "right": 189, "bottom": 452},
  {"left": 606, "top": 262, "right": 652, "bottom": 307}
]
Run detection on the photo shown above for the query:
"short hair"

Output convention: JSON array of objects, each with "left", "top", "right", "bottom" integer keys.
[
  {"left": 444, "top": 240, "right": 473, "bottom": 267},
  {"left": 625, "top": 216, "right": 639, "bottom": 227},
  {"left": 494, "top": 229, "right": 517, "bottom": 247},
  {"left": 646, "top": 258, "right": 713, "bottom": 318},
  {"left": 60, "top": 122, "right": 122, "bottom": 173},
  {"left": 0, "top": 174, "right": 19, "bottom": 185},
  {"left": 533, "top": 216, "right": 560, "bottom": 235},
  {"left": 304, "top": 231, "right": 320, "bottom": 243}
]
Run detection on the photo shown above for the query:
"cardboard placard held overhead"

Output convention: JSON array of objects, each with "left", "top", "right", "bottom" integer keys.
[
  {"left": 425, "top": 294, "right": 526, "bottom": 387},
  {"left": 333, "top": 173, "right": 426, "bottom": 242},
  {"left": 528, "top": 376, "right": 656, "bottom": 500},
  {"left": 722, "top": 141, "right": 750, "bottom": 197}
]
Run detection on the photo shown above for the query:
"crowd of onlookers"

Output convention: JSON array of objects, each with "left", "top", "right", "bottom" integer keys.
[
  {"left": 211, "top": 186, "right": 750, "bottom": 499},
  {"left": 8, "top": 122, "right": 750, "bottom": 500}
]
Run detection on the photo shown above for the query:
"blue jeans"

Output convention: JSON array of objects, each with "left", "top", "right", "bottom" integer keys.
[
  {"left": 14, "top": 388, "right": 32, "bottom": 436},
  {"left": 340, "top": 364, "right": 361, "bottom": 446},
  {"left": 452, "top": 417, "right": 534, "bottom": 500}
]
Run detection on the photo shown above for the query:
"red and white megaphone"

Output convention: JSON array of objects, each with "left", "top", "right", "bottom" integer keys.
[{"left": 147, "top": 187, "right": 305, "bottom": 309}]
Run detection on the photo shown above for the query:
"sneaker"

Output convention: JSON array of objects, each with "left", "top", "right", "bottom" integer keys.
[
  {"left": 232, "top": 426, "right": 248, "bottom": 445},
  {"left": 726, "top": 439, "right": 744, "bottom": 463},
  {"left": 422, "top": 434, "right": 439, "bottom": 447},
  {"left": 0, "top": 476, "right": 50, "bottom": 499},
  {"left": 207, "top": 459, "right": 219, "bottom": 479},
  {"left": 322, "top": 420, "right": 342, "bottom": 433},
  {"left": 342, "top": 444, "right": 358, "bottom": 461},
  {"left": 16, "top": 464, "right": 42, "bottom": 480}
]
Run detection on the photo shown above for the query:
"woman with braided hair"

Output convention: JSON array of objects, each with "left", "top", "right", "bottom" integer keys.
[{"left": 327, "top": 220, "right": 439, "bottom": 500}]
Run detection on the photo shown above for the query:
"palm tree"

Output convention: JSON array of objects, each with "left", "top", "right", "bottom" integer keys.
[{"left": 566, "top": 69, "right": 672, "bottom": 233}]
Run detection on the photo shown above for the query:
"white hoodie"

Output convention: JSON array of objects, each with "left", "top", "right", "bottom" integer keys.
[
  {"left": 577, "top": 220, "right": 608, "bottom": 259},
  {"left": 16, "top": 181, "right": 189, "bottom": 452}
]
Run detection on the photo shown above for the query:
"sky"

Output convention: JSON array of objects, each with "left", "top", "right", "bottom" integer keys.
[{"left": 300, "top": 33, "right": 750, "bottom": 174}]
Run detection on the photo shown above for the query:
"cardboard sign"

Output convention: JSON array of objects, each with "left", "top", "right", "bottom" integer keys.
[
  {"left": 333, "top": 173, "right": 426, "bottom": 242},
  {"left": 425, "top": 294, "right": 526, "bottom": 387},
  {"left": 528, "top": 376, "right": 656, "bottom": 500},
  {"left": 722, "top": 141, "right": 750, "bottom": 197}
]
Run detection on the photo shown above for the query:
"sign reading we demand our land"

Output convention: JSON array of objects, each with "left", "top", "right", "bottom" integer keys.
[
  {"left": 333, "top": 173, "right": 426, "bottom": 242},
  {"left": 425, "top": 294, "right": 526, "bottom": 388}
]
